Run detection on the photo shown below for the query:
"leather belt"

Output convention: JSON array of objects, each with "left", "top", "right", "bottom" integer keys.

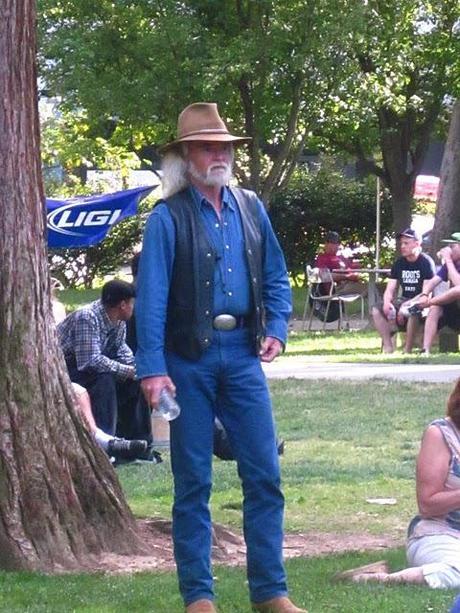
[{"left": 212, "top": 314, "right": 248, "bottom": 331}]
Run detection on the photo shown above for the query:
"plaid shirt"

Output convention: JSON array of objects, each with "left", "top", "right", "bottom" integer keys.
[{"left": 57, "top": 299, "right": 135, "bottom": 379}]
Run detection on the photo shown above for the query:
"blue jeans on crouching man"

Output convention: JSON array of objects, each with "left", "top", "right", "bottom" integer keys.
[
  {"left": 167, "top": 327, "right": 287, "bottom": 605},
  {"left": 65, "top": 358, "right": 152, "bottom": 443}
]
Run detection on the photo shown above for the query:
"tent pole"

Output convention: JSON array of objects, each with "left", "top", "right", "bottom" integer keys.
[{"left": 376, "top": 176, "right": 381, "bottom": 276}]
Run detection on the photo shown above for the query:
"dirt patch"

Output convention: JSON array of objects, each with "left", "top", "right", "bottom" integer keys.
[{"left": 90, "top": 519, "right": 401, "bottom": 574}]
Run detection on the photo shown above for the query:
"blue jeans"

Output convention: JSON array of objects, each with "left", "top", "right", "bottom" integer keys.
[
  {"left": 167, "top": 328, "right": 287, "bottom": 605},
  {"left": 65, "top": 360, "right": 152, "bottom": 442}
]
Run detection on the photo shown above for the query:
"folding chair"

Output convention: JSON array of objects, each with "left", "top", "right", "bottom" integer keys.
[{"left": 302, "top": 266, "right": 365, "bottom": 331}]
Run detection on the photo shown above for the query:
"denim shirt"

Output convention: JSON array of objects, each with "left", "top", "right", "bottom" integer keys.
[{"left": 135, "top": 185, "right": 292, "bottom": 378}]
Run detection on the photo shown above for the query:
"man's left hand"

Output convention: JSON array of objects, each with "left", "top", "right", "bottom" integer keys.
[{"left": 259, "top": 337, "right": 283, "bottom": 363}]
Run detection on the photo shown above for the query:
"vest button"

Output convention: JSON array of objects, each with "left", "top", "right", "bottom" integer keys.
[
  {"left": 205, "top": 310, "right": 210, "bottom": 316},
  {"left": 248, "top": 248, "right": 252, "bottom": 254},
  {"left": 204, "top": 338, "right": 210, "bottom": 344},
  {"left": 253, "top": 277, "right": 257, "bottom": 283},
  {"left": 206, "top": 252, "right": 212, "bottom": 258},
  {"left": 205, "top": 280, "right": 210, "bottom": 286}
]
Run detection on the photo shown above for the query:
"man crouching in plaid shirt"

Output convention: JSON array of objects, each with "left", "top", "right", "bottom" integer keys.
[{"left": 58, "top": 280, "right": 155, "bottom": 461}]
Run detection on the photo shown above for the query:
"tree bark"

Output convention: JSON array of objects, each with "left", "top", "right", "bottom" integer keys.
[
  {"left": 0, "top": 0, "right": 143, "bottom": 571},
  {"left": 429, "top": 101, "right": 460, "bottom": 257}
]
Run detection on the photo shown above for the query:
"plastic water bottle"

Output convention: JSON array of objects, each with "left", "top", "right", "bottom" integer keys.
[{"left": 157, "top": 388, "right": 181, "bottom": 421}]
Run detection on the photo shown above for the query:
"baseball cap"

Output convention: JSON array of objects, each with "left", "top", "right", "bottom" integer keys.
[
  {"left": 396, "top": 228, "right": 420, "bottom": 241},
  {"left": 441, "top": 232, "right": 460, "bottom": 244},
  {"left": 325, "top": 231, "right": 340, "bottom": 244}
]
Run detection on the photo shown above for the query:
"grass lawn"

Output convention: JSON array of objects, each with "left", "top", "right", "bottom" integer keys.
[
  {"left": 2, "top": 380, "right": 457, "bottom": 612},
  {"left": 1, "top": 551, "right": 456, "bottom": 612},
  {"left": 285, "top": 328, "right": 460, "bottom": 364},
  {"left": 119, "top": 379, "right": 448, "bottom": 537}
]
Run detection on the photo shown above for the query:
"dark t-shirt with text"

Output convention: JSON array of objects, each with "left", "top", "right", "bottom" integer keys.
[{"left": 390, "top": 253, "right": 435, "bottom": 299}]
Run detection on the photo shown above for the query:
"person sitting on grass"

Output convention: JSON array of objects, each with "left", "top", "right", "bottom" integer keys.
[
  {"left": 71, "top": 382, "right": 149, "bottom": 462},
  {"left": 339, "top": 377, "right": 460, "bottom": 588},
  {"left": 372, "top": 228, "right": 435, "bottom": 353},
  {"left": 58, "top": 280, "right": 156, "bottom": 462}
]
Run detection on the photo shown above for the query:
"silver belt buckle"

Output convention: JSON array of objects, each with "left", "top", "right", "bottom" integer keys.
[{"left": 213, "top": 314, "right": 237, "bottom": 331}]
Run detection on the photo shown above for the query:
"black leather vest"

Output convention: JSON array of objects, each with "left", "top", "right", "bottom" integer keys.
[{"left": 164, "top": 186, "right": 264, "bottom": 360}]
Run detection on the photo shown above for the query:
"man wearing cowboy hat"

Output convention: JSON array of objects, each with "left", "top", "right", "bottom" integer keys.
[{"left": 135, "top": 103, "right": 305, "bottom": 613}]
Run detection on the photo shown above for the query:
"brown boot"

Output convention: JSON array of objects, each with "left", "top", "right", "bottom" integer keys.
[
  {"left": 185, "top": 599, "right": 217, "bottom": 613},
  {"left": 252, "top": 596, "right": 307, "bottom": 612}
]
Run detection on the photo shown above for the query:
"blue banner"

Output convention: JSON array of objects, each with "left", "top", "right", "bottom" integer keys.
[{"left": 46, "top": 185, "right": 156, "bottom": 248}]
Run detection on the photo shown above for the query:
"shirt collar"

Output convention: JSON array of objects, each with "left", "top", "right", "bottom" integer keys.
[
  {"left": 189, "top": 185, "right": 235, "bottom": 212},
  {"left": 94, "top": 299, "right": 116, "bottom": 330}
]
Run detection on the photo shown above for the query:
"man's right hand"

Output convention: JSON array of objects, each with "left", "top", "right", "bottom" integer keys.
[{"left": 141, "top": 375, "right": 175, "bottom": 409}]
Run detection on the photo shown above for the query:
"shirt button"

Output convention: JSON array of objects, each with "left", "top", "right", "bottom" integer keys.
[
  {"left": 228, "top": 268, "right": 232, "bottom": 273},
  {"left": 204, "top": 338, "right": 210, "bottom": 344},
  {"left": 248, "top": 249, "right": 252, "bottom": 255},
  {"left": 206, "top": 252, "right": 212, "bottom": 258},
  {"left": 215, "top": 223, "right": 220, "bottom": 228},
  {"left": 228, "top": 291, "right": 233, "bottom": 296},
  {"left": 205, "top": 281, "right": 210, "bottom": 286},
  {"left": 225, "top": 245, "right": 230, "bottom": 249},
  {"left": 253, "top": 277, "right": 257, "bottom": 284},
  {"left": 224, "top": 222, "right": 228, "bottom": 226},
  {"left": 205, "top": 310, "right": 210, "bottom": 316}
]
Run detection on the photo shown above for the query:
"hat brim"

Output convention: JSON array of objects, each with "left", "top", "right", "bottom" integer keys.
[
  {"left": 159, "top": 133, "right": 251, "bottom": 153},
  {"left": 396, "top": 233, "right": 420, "bottom": 240}
]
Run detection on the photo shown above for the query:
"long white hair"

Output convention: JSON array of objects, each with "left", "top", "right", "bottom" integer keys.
[
  {"left": 161, "top": 144, "right": 235, "bottom": 198},
  {"left": 161, "top": 151, "right": 189, "bottom": 198}
]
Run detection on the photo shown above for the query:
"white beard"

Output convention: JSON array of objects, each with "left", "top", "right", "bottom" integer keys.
[{"left": 187, "top": 161, "right": 233, "bottom": 188}]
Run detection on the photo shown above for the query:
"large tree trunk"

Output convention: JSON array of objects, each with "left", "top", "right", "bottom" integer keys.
[
  {"left": 429, "top": 101, "right": 460, "bottom": 257},
  {"left": 0, "top": 0, "right": 143, "bottom": 571},
  {"left": 386, "top": 181, "right": 413, "bottom": 234}
]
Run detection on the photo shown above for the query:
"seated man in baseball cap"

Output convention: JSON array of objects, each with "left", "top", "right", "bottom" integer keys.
[{"left": 372, "top": 228, "right": 435, "bottom": 353}]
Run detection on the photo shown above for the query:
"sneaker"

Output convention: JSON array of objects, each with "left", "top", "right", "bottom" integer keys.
[
  {"left": 408, "top": 304, "right": 423, "bottom": 315},
  {"left": 131, "top": 443, "right": 163, "bottom": 464},
  {"left": 107, "top": 438, "right": 148, "bottom": 460}
]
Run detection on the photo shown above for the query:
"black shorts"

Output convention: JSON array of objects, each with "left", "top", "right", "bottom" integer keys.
[{"left": 439, "top": 302, "right": 460, "bottom": 331}]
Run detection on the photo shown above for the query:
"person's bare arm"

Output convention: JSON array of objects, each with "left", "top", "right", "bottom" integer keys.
[
  {"left": 438, "top": 247, "right": 460, "bottom": 287},
  {"left": 416, "top": 425, "right": 460, "bottom": 517},
  {"left": 415, "top": 275, "right": 444, "bottom": 307},
  {"left": 382, "top": 279, "right": 398, "bottom": 317}
]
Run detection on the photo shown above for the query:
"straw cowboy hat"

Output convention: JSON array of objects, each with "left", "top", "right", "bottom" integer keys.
[{"left": 160, "top": 102, "right": 251, "bottom": 153}]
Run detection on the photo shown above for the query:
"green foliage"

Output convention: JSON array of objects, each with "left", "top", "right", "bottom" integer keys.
[
  {"left": 317, "top": 0, "right": 460, "bottom": 228},
  {"left": 37, "top": 0, "right": 358, "bottom": 201},
  {"left": 37, "top": 0, "right": 460, "bottom": 227},
  {"left": 269, "top": 168, "right": 393, "bottom": 277}
]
